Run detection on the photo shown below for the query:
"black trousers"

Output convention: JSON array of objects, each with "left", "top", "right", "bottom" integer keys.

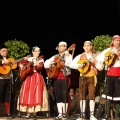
[
  {"left": 54, "top": 79, "right": 68, "bottom": 103},
  {"left": 0, "top": 79, "right": 10, "bottom": 103}
]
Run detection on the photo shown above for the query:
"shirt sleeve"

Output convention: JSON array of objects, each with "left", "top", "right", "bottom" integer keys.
[
  {"left": 70, "top": 54, "right": 81, "bottom": 69},
  {"left": 44, "top": 56, "right": 54, "bottom": 68},
  {"left": 96, "top": 48, "right": 110, "bottom": 63},
  {"left": 95, "top": 48, "right": 111, "bottom": 71},
  {"left": 95, "top": 62, "right": 105, "bottom": 71},
  {"left": 65, "top": 54, "right": 73, "bottom": 67}
]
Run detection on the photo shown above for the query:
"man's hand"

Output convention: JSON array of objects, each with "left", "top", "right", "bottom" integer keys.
[
  {"left": 65, "top": 50, "right": 70, "bottom": 56},
  {"left": 2, "top": 59, "right": 10, "bottom": 65},
  {"left": 78, "top": 63, "right": 86, "bottom": 68},
  {"left": 49, "top": 61, "right": 56, "bottom": 68}
]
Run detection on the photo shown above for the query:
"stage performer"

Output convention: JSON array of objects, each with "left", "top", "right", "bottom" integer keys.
[
  {"left": 44, "top": 41, "right": 73, "bottom": 119},
  {"left": 17, "top": 46, "right": 48, "bottom": 119},
  {"left": 0, "top": 44, "right": 12, "bottom": 117},
  {"left": 70, "top": 41, "right": 103, "bottom": 120},
  {"left": 96, "top": 35, "right": 120, "bottom": 119}
]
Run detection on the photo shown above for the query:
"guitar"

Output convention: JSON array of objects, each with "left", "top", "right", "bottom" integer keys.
[
  {"left": 104, "top": 51, "right": 117, "bottom": 67},
  {"left": 19, "top": 61, "right": 33, "bottom": 80},
  {"left": 46, "top": 43, "right": 76, "bottom": 79},
  {"left": 77, "top": 52, "right": 99, "bottom": 74},
  {"left": 0, "top": 54, "right": 31, "bottom": 75},
  {"left": 19, "top": 55, "right": 44, "bottom": 80}
]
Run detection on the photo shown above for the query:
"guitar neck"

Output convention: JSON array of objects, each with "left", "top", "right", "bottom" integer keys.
[
  {"left": 12, "top": 54, "right": 31, "bottom": 65},
  {"left": 12, "top": 58, "right": 24, "bottom": 64},
  {"left": 27, "top": 62, "right": 33, "bottom": 68}
]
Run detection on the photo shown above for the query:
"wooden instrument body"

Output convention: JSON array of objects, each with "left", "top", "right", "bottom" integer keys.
[
  {"left": 19, "top": 55, "right": 44, "bottom": 80},
  {"left": 46, "top": 56, "right": 64, "bottom": 79},
  {"left": 104, "top": 51, "right": 117, "bottom": 67},
  {"left": 77, "top": 59, "right": 91, "bottom": 74},
  {"left": 46, "top": 43, "right": 76, "bottom": 79},
  {"left": 0, "top": 58, "right": 17, "bottom": 74},
  {"left": 19, "top": 60, "right": 33, "bottom": 80}
]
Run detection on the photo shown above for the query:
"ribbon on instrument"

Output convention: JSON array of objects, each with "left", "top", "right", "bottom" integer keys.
[
  {"left": 80, "top": 69, "right": 97, "bottom": 86},
  {"left": 94, "top": 75, "right": 97, "bottom": 87}
]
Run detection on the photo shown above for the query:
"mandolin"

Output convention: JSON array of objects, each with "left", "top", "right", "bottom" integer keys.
[
  {"left": 77, "top": 53, "right": 99, "bottom": 74},
  {"left": 0, "top": 54, "right": 31, "bottom": 75},
  {"left": 104, "top": 51, "right": 117, "bottom": 67},
  {"left": 46, "top": 43, "right": 76, "bottom": 79},
  {"left": 77, "top": 59, "right": 91, "bottom": 74}
]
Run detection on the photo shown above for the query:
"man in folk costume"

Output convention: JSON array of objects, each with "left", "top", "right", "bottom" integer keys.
[
  {"left": 70, "top": 41, "right": 103, "bottom": 120},
  {"left": 44, "top": 41, "right": 73, "bottom": 119},
  {"left": 96, "top": 35, "right": 120, "bottom": 119},
  {"left": 0, "top": 44, "right": 11, "bottom": 117}
]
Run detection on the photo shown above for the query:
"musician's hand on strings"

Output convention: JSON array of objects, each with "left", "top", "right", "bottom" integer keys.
[
  {"left": 65, "top": 50, "right": 69, "bottom": 56},
  {"left": 78, "top": 64, "right": 83, "bottom": 68},
  {"left": 49, "top": 61, "right": 56, "bottom": 68},
  {"left": 78, "top": 63, "right": 86, "bottom": 68},
  {"left": 104, "top": 56, "right": 109, "bottom": 62},
  {"left": 90, "top": 58, "right": 97, "bottom": 64},
  {"left": 2, "top": 59, "right": 10, "bottom": 65}
]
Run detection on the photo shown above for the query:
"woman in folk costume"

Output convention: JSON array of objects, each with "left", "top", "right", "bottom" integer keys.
[
  {"left": 17, "top": 46, "right": 48, "bottom": 119},
  {"left": 96, "top": 35, "right": 120, "bottom": 119},
  {"left": 70, "top": 41, "right": 103, "bottom": 120}
]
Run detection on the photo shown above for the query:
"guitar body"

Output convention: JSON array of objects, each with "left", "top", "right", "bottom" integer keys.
[
  {"left": 46, "top": 43, "right": 76, "bottom": 79},
  {"left": 8, "top": 58, "right": 17, "bottom": 69},
  {"left": 0, "top": 65, "right": 11, "bottom": 74},
  {"left": 46, "top": 66, "right": 59, "bottom": 79},
  {"left": 77, "top": 59, "right": 90, "bottom": 74},
  {"left": 0, "top": 58, "right": 17, "bottom": 74},
  {"left": 104, "top": 51, "right": 117, "bottom": 66},
  {"left": 19, "top": 61, "right": 33, "bottom": 80},
  {"left": 46, "top": 58, "right": 64, "bottom": 79}
]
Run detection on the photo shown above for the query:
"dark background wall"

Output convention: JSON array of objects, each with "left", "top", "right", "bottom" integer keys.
[{"left": 0, "top": 1, "right": 120, "bottom": 87}]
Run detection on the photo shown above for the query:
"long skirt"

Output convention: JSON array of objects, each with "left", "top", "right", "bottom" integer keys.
[{"left": 17, "top": 72, "right": 48, "bottom": 113}]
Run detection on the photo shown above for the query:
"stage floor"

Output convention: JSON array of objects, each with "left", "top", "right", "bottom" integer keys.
[
  {"left": 0, "top": 116, "right": 55, "bottom": 120},
  {"left": 0, "top": 104, "right": 55, "bottom": 120}
]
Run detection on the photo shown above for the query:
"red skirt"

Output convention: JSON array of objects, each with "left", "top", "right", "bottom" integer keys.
[{"left": 19, "top": 72, "right": 44, "bottom": 106}]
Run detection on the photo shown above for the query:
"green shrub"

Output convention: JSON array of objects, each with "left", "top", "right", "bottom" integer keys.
[{"left": 4, "top": 38, "right": 30, "bottom": 59}]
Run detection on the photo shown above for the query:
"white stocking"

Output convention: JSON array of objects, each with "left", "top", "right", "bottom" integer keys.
[
  {"left": 89, "top": 100, "right": 95, "bottom": 113},
  {"left": 62, "top": 103, "right": 68, "bottom": 114},
  {"left": 57, "top": 103, "right": 63, "bottom": 115},
  {"left": 80, "top": 100, "right": 86, "bottom": 113}
]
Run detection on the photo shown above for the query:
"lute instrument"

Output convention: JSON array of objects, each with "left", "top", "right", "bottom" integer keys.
[
  {"left": 0, "top": 54, "right": 31, "bottom": 75},
  {"left": 77, "top": 52, "right": 99, "bottom": 74},
  {"left": 46, "top": 43, "right": 76, "bottom": 79},
  {"left": 104, "top": 51, "right": 117, "bottom": 67}
]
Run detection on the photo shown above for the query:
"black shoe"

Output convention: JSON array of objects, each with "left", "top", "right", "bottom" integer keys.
[
  {"left": 25, "top": 114, "right": 31, "bottom": 119},
  {"left": 17, "top": 113, "right": 21, "bottom": 117},
  {"left": 80, "top": 113, "right": 85, "bottom": 119},
  {"left": 55, "top": 114, "right": 63, "bottom": 119},
  {"left": 21, "top": 113, "right": 31, "bottom": 119},
  {"left": 4, "top": 114, "right": 10, "bottom": 117},
  {"left": 31, "top": 115, "right": 36, "bottom": 118},
  {"left": 4, "top": 114, "right": 13, "bottom": 118}
]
